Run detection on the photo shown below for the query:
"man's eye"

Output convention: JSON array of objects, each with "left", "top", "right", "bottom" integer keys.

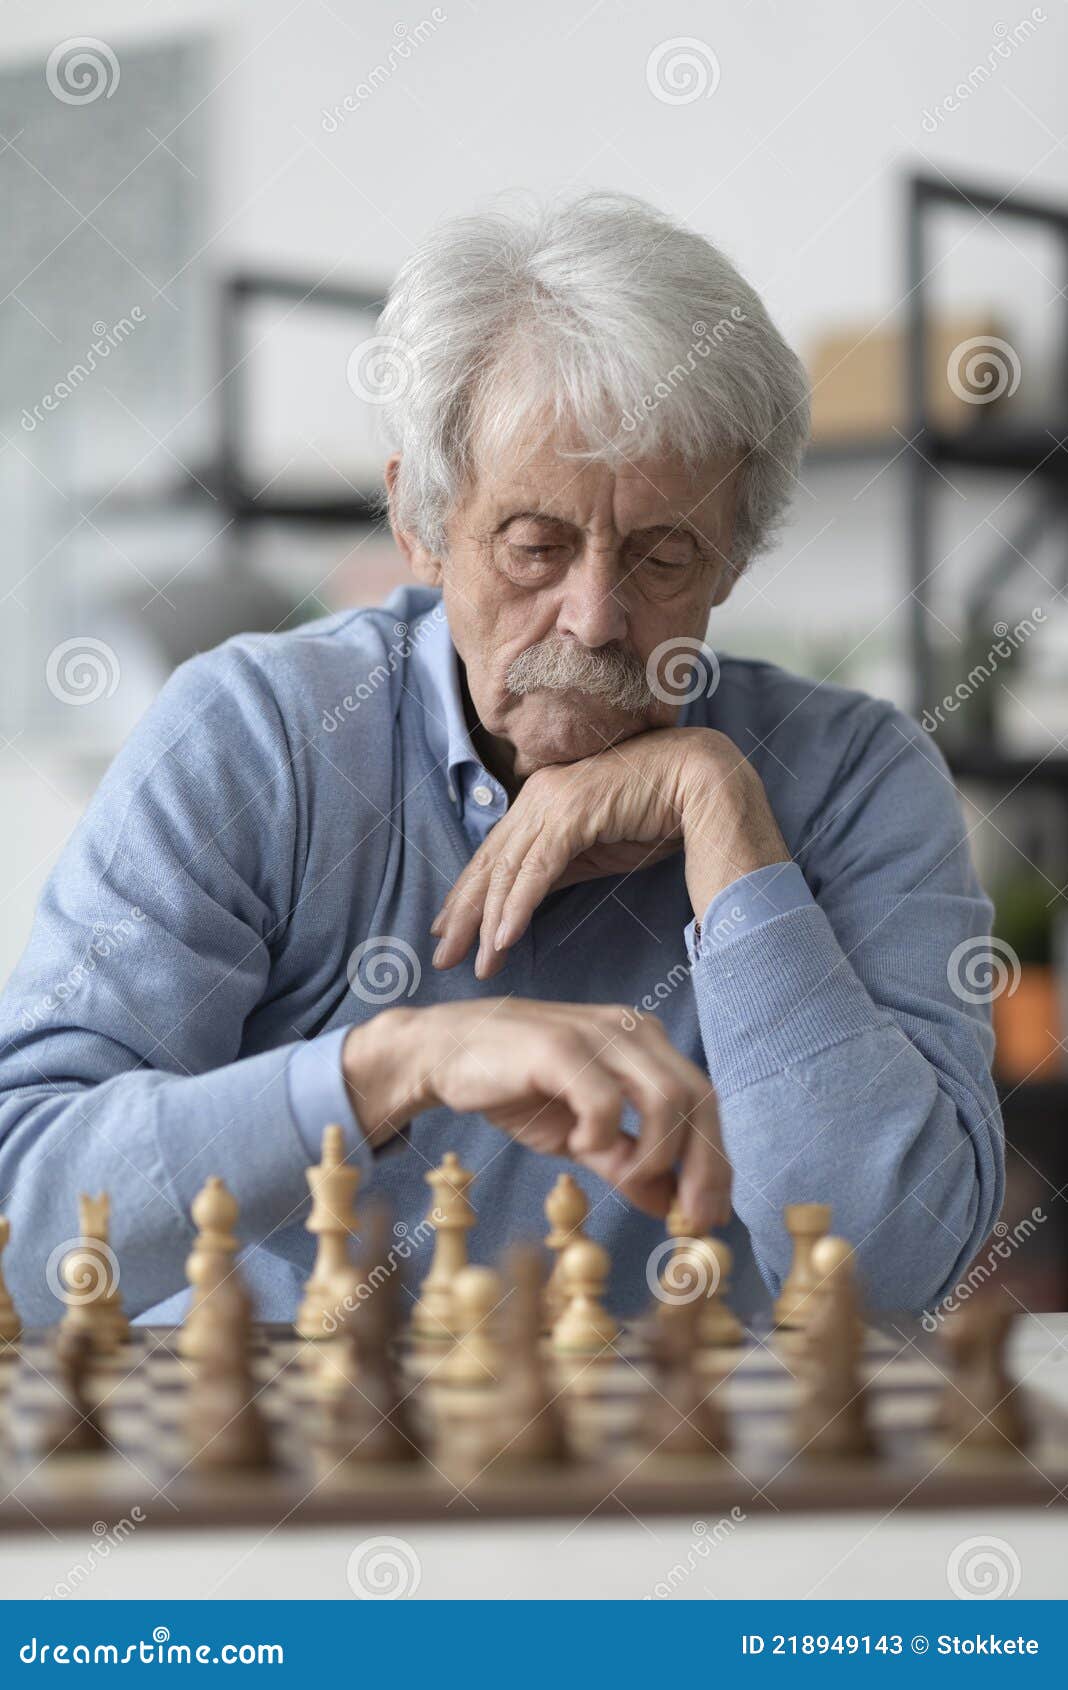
[
  {"left": 508, "top": 544, "right": 570, "bottom": 566},
  {"left": 643, "top": 554, "right": 688, "bottom": 570}
]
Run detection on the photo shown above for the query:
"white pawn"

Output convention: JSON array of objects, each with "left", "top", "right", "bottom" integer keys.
[
  {"left": 775, "top": 1202, "right": 832, "bottom": 1330},
  {"left": 692, "top": 1237, "right": 744, "bottom": 1348},
  {"left": 442, "top": 1266, "right": 505, "bottom": 1388},
  {"left": 180, "top": 1177, "right": 240, "bottom": 1360},
  {"left": 543, "top": 1173, "right": 589, "bottom": 1331},
  {"left": 552, "top": 1239, "right": 619, "bottom": 1355}
]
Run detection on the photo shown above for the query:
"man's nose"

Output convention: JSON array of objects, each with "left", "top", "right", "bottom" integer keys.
[{"left": 555, "top": 552, "right": 628, "bottom": 648}]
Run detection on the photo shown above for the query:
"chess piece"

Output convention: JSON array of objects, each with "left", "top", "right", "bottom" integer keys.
[
  {"left": 655, "top": 1202, "right": 702, "bottom": 1307},
  {"left": 57, "top": 1193, "right": 128, "bottom": 1356},
  {"left": 179, "top": 1177, "right": 240, "bottom": 1360},
  {"left": 442, "top": 1266, "right": 505, "bottom": 1388},
  {"left": 410, "top": 1152, "right": 475, "bottom": 1343},
  {"left": 42, "top": 1330, "right": 107, "bottom": 1456},
  {"left": 655, "top": 1210, "right": 743, "bottom": 1349},
  {"left": 186, "top": 1272, "right": 274, "bottom": 1471},
  {"left": 0, "top": 1216, "right": 21, "bottom": 1345},
  {"left": 794, "top": 1237, "right": 874, "bottom": 1459},
  {"left": 312, "top": 1205, "right": 390, "bottom": 1400},
  {"left": 543, "top": 1174, "right": 589, "bottom": 1331},
  {"left": 643, "top": 1295, "right": 729, "bottom": 1460},
  {"left": 296, "top": 1124, "right": 361, "bottom": 1340},
  {"left": 693, "top": 1237, "right": 744, "bottom": 1348},
  {"left": 774, "top": 1202, "right": 832, "bottom": 1329},
  {"left": 496, "top": 1246, "right": 569, "bottom": 1466},
  {"left": 318, "top": 1208, "right": 420, "bottom": 1466},
  {"left": 940, "top": 1296, "right": 1030, "bottom": 1455},
  {"left": 552, "top": 1239, "right": 619, "bottom": 1355}
]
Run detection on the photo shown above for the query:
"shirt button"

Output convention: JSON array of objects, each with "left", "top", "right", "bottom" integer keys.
[{"left": 472, "top": 783, "right": 494, "bottom": 807}]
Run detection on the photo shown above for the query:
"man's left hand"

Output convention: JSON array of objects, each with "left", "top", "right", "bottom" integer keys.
[{"left": 431, "top": 726, "right": 791, "bottom": 979}]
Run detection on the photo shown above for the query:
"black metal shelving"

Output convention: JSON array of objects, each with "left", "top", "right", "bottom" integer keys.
[
  {"left": 904, "top": 172, "right": 1068, "bottom": 723},
  {"left": 217, "top": 270, "right": 388, "bottom": 530}
]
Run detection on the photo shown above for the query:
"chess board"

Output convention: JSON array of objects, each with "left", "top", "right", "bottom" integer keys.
[{"left": 0, "top": 1320, "right": 1066, "bottom": 1534}]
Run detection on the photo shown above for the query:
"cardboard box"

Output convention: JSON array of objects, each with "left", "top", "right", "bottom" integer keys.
[{"left": 807, "top": 314, "right": 1014, "bottom": 440}]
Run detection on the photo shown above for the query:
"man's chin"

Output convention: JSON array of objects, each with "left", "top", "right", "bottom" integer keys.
[{"left": 508, "top": 691, "right": 651, "bottom": 773}]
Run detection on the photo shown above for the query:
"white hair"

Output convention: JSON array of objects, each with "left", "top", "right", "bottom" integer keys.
[{"left": 377, "top": 190, "right": 810, "bottom": 568}]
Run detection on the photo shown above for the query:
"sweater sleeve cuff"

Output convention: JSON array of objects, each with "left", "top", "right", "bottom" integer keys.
[
  {"left": 684, "top": 860, "right": 814, "bottom": 961},
  {"left": 687, "top": 897, "right": 892, "bottom": 1098},
  {"left": 286, "top": 1025, "right": 377, "bottom": 1175}
]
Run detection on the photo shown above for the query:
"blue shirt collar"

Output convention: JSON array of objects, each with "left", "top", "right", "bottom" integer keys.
[{"left": 408, "top": 598, "right": 482, "bottom": 779}]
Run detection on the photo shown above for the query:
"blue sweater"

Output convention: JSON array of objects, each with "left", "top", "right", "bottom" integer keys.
[{"left": 0, "top": 586, "right": 1003, "bottom": 1324}]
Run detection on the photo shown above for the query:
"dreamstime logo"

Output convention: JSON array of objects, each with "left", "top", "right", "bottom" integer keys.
[
  {"left": 46, "top": 38, "right": 120, "bottom": 104},
  {"left": 645, "top": 1510, "right": 746, "bottom": 1598},
  {"left": 346, "top": 936, "right": 421, "bottom": 1004},
  {"left": 21, "top": 308, "right": 146, "bottom": 432},
  {"left": 921, "top": 609, "right": 1045, "bottom": 735},
  {"left": 621, "top": 312, "right": 745, "bottom": 434},
  {"left": 45, "top": 1238, "right": 120, "bottom": 1306},
  {"left": 321, "top": 1212, "right": 440, "bottom": 1335},
  {"left": 19, "top": 908, "right": 147, "bottom": 1034},
  {"left": 646, "top": 636, "right": 721, "bottom": 706},
  {"left": 646, "top": 1237, "right": 721, "bottom": 1306},
  {"left": 947, "top": 335, "right": 1021, "bottom": 406},
  {"left": 920, "top": 11, "right": 1047, "bottom": 131},
  {"left": 646, "top": 38, "right": 720, "bottom": 104},
  {"left": 947, "top": 936, "right": 1021, "bottom": 1005},
  {"left": 50, "top": 1509, "right": 145, "bottom": 1599},
  {"left": 321, "top": 10, "right": 448, "bottom": 130},
  {"left": 946, "top": 1535, "right": 1021, "bottom": 1599},
  {"left": 920, "top": 1207, "right": 1046, "bottom": 1331},
  {"left": 46, "top": 638, "right": 120, "bottom": 706},
  {"left": 621, "top": 959, "right": 694, "bottom": 1033},
  {"left": 346, "top": 336, "right": 418, "bottom": 404},
  {"left": 346, "top": 1535, "right": 422, "bottom": 1599},
  {"left": 321, "top": 606, "right": 445, "bottom": 733}
]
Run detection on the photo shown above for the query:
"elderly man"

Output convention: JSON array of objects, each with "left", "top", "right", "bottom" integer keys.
[{"left": 0, "top": 192, "right": 1001, "bottom": 1325}]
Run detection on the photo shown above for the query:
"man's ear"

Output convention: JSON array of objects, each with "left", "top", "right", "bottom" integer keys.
[{"left": 384, "top": 453, "right": 444, "bottom": 587}]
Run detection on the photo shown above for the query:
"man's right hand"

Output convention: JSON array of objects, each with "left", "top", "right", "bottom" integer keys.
[{"left": 342, "top": 998, "right": 730, "bottom": 1232}]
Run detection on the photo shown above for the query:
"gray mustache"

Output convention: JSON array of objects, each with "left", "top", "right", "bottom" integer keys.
[{"left": 504, "top": 639, "right": 656, "bottom": 714}]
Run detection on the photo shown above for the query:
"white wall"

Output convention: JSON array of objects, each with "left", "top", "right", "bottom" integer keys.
[
  {"left": 1, "top": 0, "right": 1065, "bottom": 967},
  {"left": 6, "top": 0, "right": 1063, "bottom": 643},
  {"left": 7, "top": 0, "right": 1064, "bottom": 328}
]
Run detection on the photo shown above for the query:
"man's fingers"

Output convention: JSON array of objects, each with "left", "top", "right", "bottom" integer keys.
[
  {"left": 431, "top": 853, "right": 499, "bottom": 968},
  {"left": 604, "top": 1051, "right": 689, "bottom": 1183},
  {"left": 601, "top": 1022, "right": 730, "bottom": 1231},
  {"left": 432, "top": 815, "right": 544, "bottom": 972},
  {"left": 677, "top": 1101, "right": 731, "bottom": 1232},
  {"left": 563, "top": 1069, "right": 625, "bottom": 1157},
  {"left": 484, "top": 830, "right": 575, "bottom": 967}
]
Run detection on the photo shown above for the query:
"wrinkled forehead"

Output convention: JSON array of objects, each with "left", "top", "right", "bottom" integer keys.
[{"left": 463, "top": 405, "right": 737, "bottom": 538}]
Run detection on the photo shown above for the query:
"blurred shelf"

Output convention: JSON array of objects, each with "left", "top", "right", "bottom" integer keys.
[
  {"left": 931, "top": 424, "right": 1068, "bottom": 474},
  {"left": 947, "top": 746, "right": 1068, "bottom": 787},
  {"left": 805, "top": 437, "right": 899, "bottom": 467},
  {"left": 79, "top": 473, "right": 384, "bottom": 527},
  {"left": 807, "top": 423, "right": 1068, "bottom": 475},
  {"left": 231, "top": 491, "right": 383, "bottom": 525}
]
